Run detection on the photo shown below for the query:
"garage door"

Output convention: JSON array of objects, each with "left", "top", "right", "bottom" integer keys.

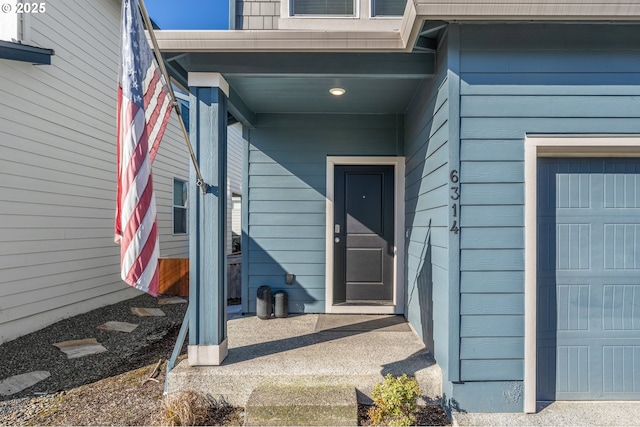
[{"left": 537, "top": 158, "right": 640, "bottom": 401}]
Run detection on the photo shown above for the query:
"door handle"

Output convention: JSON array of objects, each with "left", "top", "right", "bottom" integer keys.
[{"left": 334, "top": 237, "right": 340, "bottom": 243}]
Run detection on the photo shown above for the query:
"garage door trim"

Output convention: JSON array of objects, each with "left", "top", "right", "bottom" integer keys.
[{"left": 524, "top": 135, "right": 640, "bottom": 413}]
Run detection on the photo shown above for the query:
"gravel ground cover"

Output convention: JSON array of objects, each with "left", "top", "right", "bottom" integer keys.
[
  {"left": 0, "top": 294, "right": 190, "bottom": 425},
  {"left": 0, "top": 294, "right": 449, "bottom": 426}
]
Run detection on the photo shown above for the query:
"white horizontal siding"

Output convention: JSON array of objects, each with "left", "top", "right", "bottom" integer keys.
[{"left": 0, "top": 0, "right": 189, "bottom": 344}]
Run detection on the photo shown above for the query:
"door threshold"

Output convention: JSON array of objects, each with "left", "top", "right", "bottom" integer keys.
[
  {"left": 333, "top": 301, "right": 394, "bottom": 306},
  {"left": 328, "top": 303, "right": 397, "bottom": 315}
]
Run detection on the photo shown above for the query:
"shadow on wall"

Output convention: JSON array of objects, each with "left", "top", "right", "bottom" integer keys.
[
  {"left": 244, "top": 115, "right": 403, "bottom": 314},
  {"left": 417, "top": 234, "right": 435, "bottom": 353},
  {"left": 244, "top": 236, "right": 316, "bottom": 314}
]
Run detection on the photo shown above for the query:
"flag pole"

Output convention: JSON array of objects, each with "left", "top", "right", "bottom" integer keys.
[{"left": 137, "top": 0, "right": 210, "bottom": 195}]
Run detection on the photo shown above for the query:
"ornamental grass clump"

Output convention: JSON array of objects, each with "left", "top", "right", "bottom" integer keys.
[
  {"left": 368, "top": 374, "right": 422, "bottom": 427},
  {"left": 158, "top": 390, "right": 210, "bottom": 426}
]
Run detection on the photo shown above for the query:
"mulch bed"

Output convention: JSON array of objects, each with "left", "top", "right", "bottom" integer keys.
[{"left": 358, "top": 403, "right": 451, "bottom": 426}]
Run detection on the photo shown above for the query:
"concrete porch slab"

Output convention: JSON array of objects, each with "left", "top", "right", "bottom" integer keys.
[
  {"left": 245, "top": 385, "right": 358, "bottom": 426},
  {"left": 167, "top": 314, "right": 441, "bottom": 407}
]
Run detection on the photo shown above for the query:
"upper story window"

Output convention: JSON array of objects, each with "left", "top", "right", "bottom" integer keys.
[
  {"left": 289, "top": 0, "right": 405, "bottom": 17},
  {"left": 0, "top": 6, "right": 54, "bottom": 64},
  {"left": 372, "top": 0, "right": 405, "bottom": 16},
  {"left": 292, "top": 0, "right": 354, "bottom": 16},
  {"left": 173, "top": 178, "right": 188, "bottom": 234},
  {"left": 0, "top": 8, "right": 19, "bottom": 42}
]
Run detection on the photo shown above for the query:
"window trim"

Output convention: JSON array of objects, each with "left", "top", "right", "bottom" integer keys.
[
  {"left": 172, "top": 178, "right": 188, "bottom": 235},
  {"left": 289, "top": 0, "right": 359, "bottom": 18}
]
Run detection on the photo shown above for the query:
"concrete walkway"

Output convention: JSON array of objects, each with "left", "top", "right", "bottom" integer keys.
[
  {"left": 453, "top": 401, "right": 640, "bottom": 426},
  {"left": 167, "top": 314, "right": 441, "bottom": 406}
]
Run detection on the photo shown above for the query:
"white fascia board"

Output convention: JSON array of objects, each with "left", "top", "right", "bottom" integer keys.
[
  {"left": 152, "top": 2, "right": 640, "bottom": 53},
  {"left": 153, "top": 29, "right": 406, "bottom": 52},
  {"left": 412, "top": 0, "right": 640, "bottom": 21}
]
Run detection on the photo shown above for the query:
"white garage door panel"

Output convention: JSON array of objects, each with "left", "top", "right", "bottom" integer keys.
[{"left": 537, "top": 158, "right": 640, "bottom": 401}]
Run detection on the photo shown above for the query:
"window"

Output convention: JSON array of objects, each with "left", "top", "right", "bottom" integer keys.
[
  {"left": 372, "top": 0, "right": 406, "bottom": 16},
  {"left": 0, "top": 9, "right": 18, "bottom": 42},
  {"left": 292, "top": 0, "right": 354, "bottom": 15},
  {"left": 173, "top": 179, "right": 188, "bottom": 234}
]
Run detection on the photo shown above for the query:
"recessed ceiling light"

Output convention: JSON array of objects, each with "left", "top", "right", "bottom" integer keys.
[{"left": 329, "top": 87, "right": 346, "bottom": 96}]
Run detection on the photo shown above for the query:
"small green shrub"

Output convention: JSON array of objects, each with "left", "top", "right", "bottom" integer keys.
[{"left": 368, "top": 374, "right": 422, "bottom": 427}]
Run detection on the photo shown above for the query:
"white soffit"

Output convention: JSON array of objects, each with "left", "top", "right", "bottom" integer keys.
[{"left": 152, "top": 1, "right": 640, "bottom": 53}]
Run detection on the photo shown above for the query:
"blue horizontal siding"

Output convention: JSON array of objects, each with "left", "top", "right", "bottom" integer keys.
[
  {"left": 461, "top": 117, "right": 640, "bottom": 139},
  {"left": 249, "top": 275, "right": 325, "bottom": 288},
  {"left": 250, "top": 200, "right": 326, "bottom": 214},
  {"left": 460, "top": 51, "right": 640, "bottom": 74},
  {"left": 249, "top": 238, "right": 325, "bottom": 251},
  {"left": 406, "top": 146, "right": 448, "bottom": 191},
  {"left": 460, "top": 161, "right": 523, "bottom": 183},
  {"left": 249, "top": 175, "right": 325, "bottom": 189},
  {"left": 249, "top": 250, "right": 325, "bottom": 264},
  {"left": 461, "top": 315, "right": 524, "bottom": 338},
  {"left": 249, "top": 162, "right": 325, "bottom": 176},
  {"left": 409, "top": 184, "right": 448, "bottom": 212},
  {"left": 461, "top": 360, "right": 523, "bottom": 381},
  {"left": 404, "top": 30, "right": 451, "bottom": 382},
  {"left": 250, "top": 188, "right": 325, "bottom": 201},
  {"left": 460, "top": 139, "right": 523, "bottom": 162},
  {"left": 460, "top": 337, "right": 524, "bottom": 360},
  {"left": 249, "top": 262, "right": 325, "bottom": 276},
  {"left": 250, "top": 213, "right": 324, "bottom": 226},
  {"left": 247, "top": 113, "right": 400, "bottom": 314},
  {"left": 249, "top": 225, "right": 324, "bottom": 238},
  {"left": 460, "top": 293, "right": 523, "bottom": 316},
  {"left": 461, "top": 77, "right": 640, "bottom": 95},
  {"left": 460, "top": 205, "right": 523, "bottom": 227},
  {"left": 461, "top": 227, "right": 523, "bottom": 249},
  {"left": 407, "top": 225, "right": 448, "bottom": 247},
  {"left": 461, "top": 249, "right": 524, "bottom": 271},
  {"left": 460, "top": 271, "right": 524, "bottom": 293},
  {"left": 462, "top": 95, "right": 640, "bottom": 118},
  {"left": 461, "top": 183, "right": 524, "bottom": 205},
  {"left": 454, "top": 23, "right": 640, "bottom": 388}
]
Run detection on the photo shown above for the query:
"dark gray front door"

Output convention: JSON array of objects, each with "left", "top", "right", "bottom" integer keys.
[
  {"left": 333, "top": 165, "right": 394, "bottom": 304},
  {"left": 537, "top": 158, "right": 640, "bottom": 400}
]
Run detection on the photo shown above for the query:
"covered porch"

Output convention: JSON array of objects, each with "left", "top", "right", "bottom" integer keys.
[
  {"left": 163, "top": 44, "right": 440, "bottom": 366},
  {"left": 167, "top": 313, "right": 441, "bottom": 406}
]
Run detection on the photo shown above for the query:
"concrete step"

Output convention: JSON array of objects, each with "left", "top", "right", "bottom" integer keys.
[{"left": 244, "top": 384, "right": 358, "bottom": 426}]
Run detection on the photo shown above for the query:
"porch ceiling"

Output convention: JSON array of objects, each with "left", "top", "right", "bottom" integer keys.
[{"left": 164, "top": 52, "right": 435, "bottom": 124}]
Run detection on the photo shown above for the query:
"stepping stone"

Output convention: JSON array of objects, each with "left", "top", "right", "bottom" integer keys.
[
  {"left": 158, "top": 296, "right": 187, "bottom": 305},
  {"left": 53, "top": 338, "right": 107, "bottom": 359},
  {"left": 97, "top": 321, "right": 138, "bottom": 333},
  {"left": 131, "top": 307, "right": 165, "bottom": 317},
  {"left": 0, "top": 371, "right": 50, "bottom": 396},
  {"left": 245, "top": 385, "right": 357, "bottom": 426}
]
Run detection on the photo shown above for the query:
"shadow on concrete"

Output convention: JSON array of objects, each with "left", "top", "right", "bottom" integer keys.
[{"left": 224, "top": 315, "right": 436, "bottom": 367}]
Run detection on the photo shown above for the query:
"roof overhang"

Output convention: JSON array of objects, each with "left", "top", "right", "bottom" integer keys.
[
  {"left": 0, "top": 40, "right": 54, "bottom": 64},
  {"left": 151, "top": 1, "right": 640, "bottom": 127},
  {"left": 154, "top": 1, "right": 640, "bottom": 54}
]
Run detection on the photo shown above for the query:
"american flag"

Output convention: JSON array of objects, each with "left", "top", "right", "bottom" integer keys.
[{"left": 115, "top": 0, "right": 172, "bottom": 296}]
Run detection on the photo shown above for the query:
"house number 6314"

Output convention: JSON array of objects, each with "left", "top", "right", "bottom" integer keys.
[{"left": 450, "top": 170, "right": 459, "bottom": 234}]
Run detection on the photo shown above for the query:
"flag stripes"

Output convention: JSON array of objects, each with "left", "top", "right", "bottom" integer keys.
[{"left": 115, "top": 0, "right": 172, "bottom": 296}]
